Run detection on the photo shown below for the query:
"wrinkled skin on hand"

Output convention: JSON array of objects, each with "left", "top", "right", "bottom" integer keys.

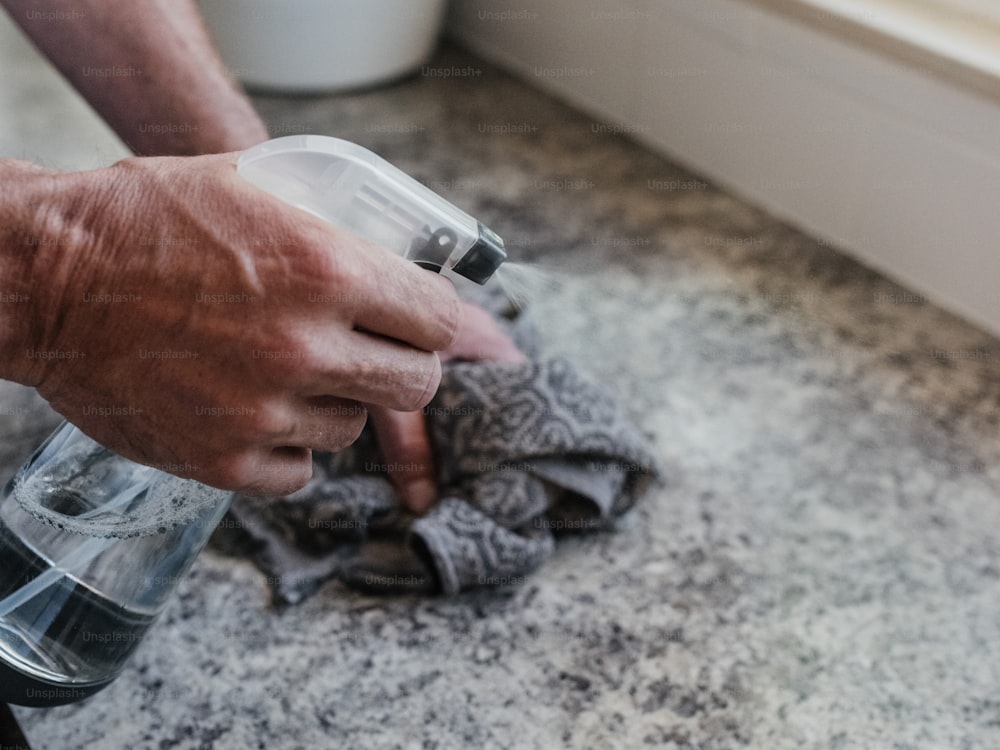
[{"left": 23, "top": 153, "right": 461, "bottom": 495}]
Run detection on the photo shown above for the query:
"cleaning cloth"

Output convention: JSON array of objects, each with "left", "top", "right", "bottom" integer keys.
[{"left": 211, "top": 289, "right": 658, "bottom": 603}]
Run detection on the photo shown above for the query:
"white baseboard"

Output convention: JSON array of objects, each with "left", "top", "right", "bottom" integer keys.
[{"left": 448, "top": 0, "right": 1000, "bottom": 336}]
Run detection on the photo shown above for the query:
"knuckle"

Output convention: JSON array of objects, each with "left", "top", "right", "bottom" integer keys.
[
  {"left": 296, "top": 340, "right": 331, "bottom": 378},
  {"left": 305, "top": 231, "right": 369, "bottom": 292},
  {"left": 255, "top": 330, "right": 322, "bottom": 384},
  {"left": 438, "top": 283, "right": 462, "bottom": 350},
  {"left": 400, "top": 355, "right": 442, "bottom": 411},
  {"left": 201, "top": 452, "right": 255, "bottom": 491},
  {"left": 393, "top": 433, "right": 432, "bottom": 466},
  {"left": 245, "top": 402, "right": 295, "bottom": 440}
]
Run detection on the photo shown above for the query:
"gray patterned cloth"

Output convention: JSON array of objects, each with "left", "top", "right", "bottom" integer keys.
[{"left": 211, "top": 289, "right": 658, "bottom": 604}]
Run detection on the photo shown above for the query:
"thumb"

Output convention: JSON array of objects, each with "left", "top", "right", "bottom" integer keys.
[{"left": 368, "top": 405, "right": 438, "bottom": 514}]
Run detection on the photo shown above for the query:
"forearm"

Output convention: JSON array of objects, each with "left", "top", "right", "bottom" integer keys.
[{"left": 0, "top": 0, "right": 268, "bottom": 155}]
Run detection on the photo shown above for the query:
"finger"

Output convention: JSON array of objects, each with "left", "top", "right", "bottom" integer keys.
[
  {"left": 368, "top": 405, "right": 438, "bottom": 514},
  {"left": 203, "top": 445, "right": 315, "bottom": 496},
  {"left": 352, "top": 249, "right": 462, "bottom": 352},
  {"left": 299, "top": 328, "right": 443, "bottom": 412},
  {"left": 285, "top": 396, "right": 369, "bottom": 452},
  {"left": 441, "top": 302, "right": 527, "bottom": 364},
  {"left": 247, "top": 446, "right": 316, "bottom": 495}
]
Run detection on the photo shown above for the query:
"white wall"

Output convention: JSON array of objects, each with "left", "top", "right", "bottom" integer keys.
[{"left": 448, "top": 0, "right": 1000, "bottom": 336}]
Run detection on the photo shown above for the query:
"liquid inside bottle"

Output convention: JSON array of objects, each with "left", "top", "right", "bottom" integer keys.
[
  {"left": 0, "top": 422, "right": 233, "bottom": 707},
  {"left": 0, "top": 518, "right": 156, "bottom": 706}
]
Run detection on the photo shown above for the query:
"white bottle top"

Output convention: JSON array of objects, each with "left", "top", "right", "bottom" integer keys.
[{"left": 238, "top": 135, "right": 506, "bottom": 284}]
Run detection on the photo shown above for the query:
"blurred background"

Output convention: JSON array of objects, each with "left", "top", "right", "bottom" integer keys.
[{"left": 196, "top": 0, "right": 1000, "bottom": 337}]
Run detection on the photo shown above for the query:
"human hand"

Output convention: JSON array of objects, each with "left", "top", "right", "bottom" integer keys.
[
  {"left": 369, "top": 301, "right": 527, "bottom": 514},
  {"left": 12, "top": 153, "right": 460, "bottom": 494}
]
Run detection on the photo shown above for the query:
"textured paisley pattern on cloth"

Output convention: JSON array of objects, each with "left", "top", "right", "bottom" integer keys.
[{"left": 212, "top": 294, "right": 658, "bottom": 604}]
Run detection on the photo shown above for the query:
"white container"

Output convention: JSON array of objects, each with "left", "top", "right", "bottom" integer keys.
[{"left": 198, "top": 0, "right": 448, "bottom": 93}]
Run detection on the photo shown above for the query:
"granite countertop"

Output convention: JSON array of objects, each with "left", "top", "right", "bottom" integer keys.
[{"left": 4, "top": 19, "right": 1000, "bottom": 750}]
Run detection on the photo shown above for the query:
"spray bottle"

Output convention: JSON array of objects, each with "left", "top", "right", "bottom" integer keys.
[{"left": 0, "top": 135, "right": 505, "bottom": 706}]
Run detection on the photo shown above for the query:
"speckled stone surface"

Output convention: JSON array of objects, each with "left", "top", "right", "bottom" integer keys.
[{"left": 4, "top": 14, "right": 1000, "bottom": 750}]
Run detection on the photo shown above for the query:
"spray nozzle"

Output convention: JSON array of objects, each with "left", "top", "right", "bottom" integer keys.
[{"left": 237, "top": 135, "right": 506, "bottom": 285}]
